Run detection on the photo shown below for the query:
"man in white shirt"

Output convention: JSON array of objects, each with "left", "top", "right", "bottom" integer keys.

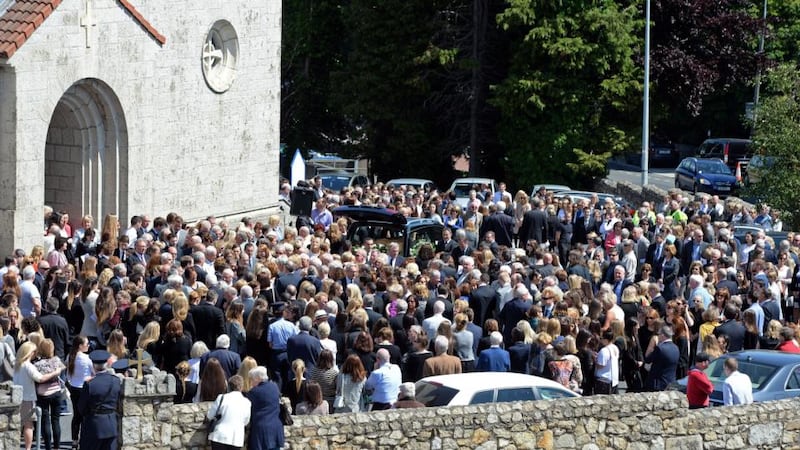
[
  {"left": 365, "top": 349, "right": 401, "bottom": 410},
  {"left": 422, "top": 301, "right": 446, "bottom": 339},
  {"left": 595, "top": 330, "right": 619, "bottom": 394},
  {"left": 723, "top": 358, "right": 753, "bottom": 405}
]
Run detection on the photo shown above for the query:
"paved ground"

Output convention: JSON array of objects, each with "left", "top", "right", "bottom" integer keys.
[{"left": 607, "top": 159, "right": 677, "bottom": 192}]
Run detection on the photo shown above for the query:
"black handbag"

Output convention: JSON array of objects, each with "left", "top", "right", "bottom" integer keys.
[
  {"left": 205, "top": 394, "right": 225, "bottom": 432},
  {"left": 279, "top": 400, "right": 294, "bottom": 426}
]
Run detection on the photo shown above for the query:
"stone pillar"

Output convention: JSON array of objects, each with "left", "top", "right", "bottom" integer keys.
[
  {"left": 0, "top": 381, "right": 23, "bottom": 450},
  {"left": 119, "top": 371, "right": 177, "bottom": 450}
]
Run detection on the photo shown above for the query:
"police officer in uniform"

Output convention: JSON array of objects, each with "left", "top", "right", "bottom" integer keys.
[{"left": 78, "top": 350, "right": 122, "bottom": 450}]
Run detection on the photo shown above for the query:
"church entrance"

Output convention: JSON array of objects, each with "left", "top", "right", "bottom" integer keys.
[{"left": 44, "top": 79, "right": 128, "bottom": 227}]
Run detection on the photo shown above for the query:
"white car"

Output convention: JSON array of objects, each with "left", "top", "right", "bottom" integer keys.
[
  {"left": 448, "top": 177, "right": 497, "bottom": 208},
  {"left": 415, "top": 372, "right": 579, "bottom": 407}
]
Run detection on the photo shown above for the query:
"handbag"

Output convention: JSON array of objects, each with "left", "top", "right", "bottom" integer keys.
[
  {"left": 205, "top": 393, "right": 225, "bottom": 433},
  {"left": 279, "top": 399, "right": 294, "bottom": 426},
  {"left": 333, "top": 373, "right": 344, "bottom": 409}
]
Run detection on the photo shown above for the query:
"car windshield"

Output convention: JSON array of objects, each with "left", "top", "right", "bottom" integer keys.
[
  {"left": 696, "top": 161, "right": 731, "bottom": 175},
  {"left": 415, "top": 382, "right": 459, "bottom": 407},
  {"left": 320, "top": 175, "right": 350, "bottom": 191},
  {"left": 704, "top": 359, "right": 777, "bottom": 390},
  {"left": 452, "top": 184, "right": 476, "bottom": 197}
]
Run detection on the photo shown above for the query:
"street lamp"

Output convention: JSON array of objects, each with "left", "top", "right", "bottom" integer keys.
[{"left": 641, "top": 0, "right": 651, "bottom": 186}]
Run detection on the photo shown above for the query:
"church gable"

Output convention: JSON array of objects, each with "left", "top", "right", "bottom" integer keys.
[{"left": 0, "top": 0, "right": 165, "bottom": 59}]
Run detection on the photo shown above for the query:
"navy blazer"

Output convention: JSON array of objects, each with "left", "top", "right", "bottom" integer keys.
[
  {"left": 200, "top": 348, "right": 242, "bottom": 379},
  {"left": 247, "top": 381, "right": 285, "bottom": 450},
  {"left": 287, "top": 331, "right": 321, "bottom": 372},
  {"left": 645, "top": 340, "right": 679, "bottom": 391},
  {"left": 78, "top": 371, "right": 121, "bottom": 445}
]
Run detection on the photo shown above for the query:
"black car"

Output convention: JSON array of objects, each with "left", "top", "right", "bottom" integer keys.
[
  {"left": 332, "top": 206, "right": 443, "bottom": 257},
  {"left": 670, "top": 350, "right": 800, "bottom": 405},
  {"left": 695, "top": 138, "right": 753, "bottom": 172}
]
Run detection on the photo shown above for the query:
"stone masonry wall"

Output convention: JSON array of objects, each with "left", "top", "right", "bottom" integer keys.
[
  {"left": 0, "top": 382, "right": 21, "bottom": 450},
  {"left": 3, "top": 374, "right": 798, "bottom": 449}
]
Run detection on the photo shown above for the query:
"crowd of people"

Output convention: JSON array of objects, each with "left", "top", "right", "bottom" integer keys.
[{"left": 0, "top": 177, "right": 795, "bottom": 448}]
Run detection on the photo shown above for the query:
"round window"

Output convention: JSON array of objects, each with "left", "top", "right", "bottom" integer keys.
[{"left": 201, "top": 20, "right": 239, "bottom": 93}]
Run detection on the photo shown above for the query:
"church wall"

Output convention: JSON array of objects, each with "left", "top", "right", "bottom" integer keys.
[{"left": 2, "top": 0, "right": 281, "bottom": 252}]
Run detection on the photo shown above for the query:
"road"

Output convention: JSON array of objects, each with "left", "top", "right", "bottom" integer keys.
[{"left": 607, "top": 160, "right": 676, "bottom": 192}]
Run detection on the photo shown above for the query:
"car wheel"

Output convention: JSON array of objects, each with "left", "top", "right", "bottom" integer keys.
[{"left": 674, "top": 179, "right": 680, "bottom": 190}]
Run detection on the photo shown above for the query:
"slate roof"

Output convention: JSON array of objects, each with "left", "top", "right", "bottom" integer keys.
[{"left": 0, "top": 0, "right": 165, "bottom": 60}]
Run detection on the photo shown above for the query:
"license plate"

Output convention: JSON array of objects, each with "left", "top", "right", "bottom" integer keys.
[
  {"left": 717, "top": 186, "right": 730, "bottom": 191},
  {"left": 658, "top": 150, "right": 671, "bottom": 155}
]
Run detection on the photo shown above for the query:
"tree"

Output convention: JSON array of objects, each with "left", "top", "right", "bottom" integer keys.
[
  {"left": 281, "top": 0, "right": 349, "bottom": 152},
  {"left": 747, "top": 64, "right": 800, "bottom": 228},
  {"left": 648, "top": 0, "right": 762, "bottom": 142},
  {"left": 492, "top": 0, "right": 643, "bottom": 189}
]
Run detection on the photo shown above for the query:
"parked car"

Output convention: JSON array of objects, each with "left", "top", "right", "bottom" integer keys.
[
  {"left": 415, "top": 372, "right": 579, "bottom": 407},
  {"left": 386, "top": 178, "right": 436, "bottom": 193},
  {"left": 649, "top": 140, "right": 680, "bottom": 167},
  {"left": 318, "top": 171, "right": 371, "bottom": 192},
  {"left": 674, "top": 157, "right": 738, "bottom": 196},
  {"left": 530, "top": 184, "right": 572, "bottom": 197},
  {"left": 670, "top": 350, "right": 800, "bottom": 405},
  {"left": 332, "top": 205, "right": 443, "bottom": 257},
  {"left": 732, "top": 225, "right": 789, "bottom": 248},
  {"left": 695, "top": 138, "right": 753, "bottom": 172},
  {"left": 744, "top": 154, "right": 777, "bottom": 186},
  {"left": 448, "top": 177, "right": 497, "bottom": 209}
]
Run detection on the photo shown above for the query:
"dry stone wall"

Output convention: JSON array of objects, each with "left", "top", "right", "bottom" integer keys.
[{"left": 0, "top": 377, "right": 798, "bottom": 449}]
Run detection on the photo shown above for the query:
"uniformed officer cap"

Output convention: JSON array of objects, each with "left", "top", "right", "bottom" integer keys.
[{"left": 89, "top": 350, "right": 111, "bottom": 364}]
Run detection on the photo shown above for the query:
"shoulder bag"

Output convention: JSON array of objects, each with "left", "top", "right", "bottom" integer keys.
[
  {"left": 279, "top": 397, "right": 294, "bottom": 426},
  {"left": 205, "top": 393, "right": 225, "bottom": 433}
]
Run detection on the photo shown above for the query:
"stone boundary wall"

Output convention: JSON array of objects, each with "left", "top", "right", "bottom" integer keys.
[
  {"left": 1, "top": 376, "right": 798, "bottom": 449},
  {"left": 595, "top": 178, "right": 754, "bottom": 212},
  {"left": 285, "top": 391, "right": 800, "bottom": 450}
]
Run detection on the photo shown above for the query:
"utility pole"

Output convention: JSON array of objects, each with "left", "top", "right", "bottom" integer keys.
[{"left": 641, "top": 0, "right": 651, "bottom": 186}]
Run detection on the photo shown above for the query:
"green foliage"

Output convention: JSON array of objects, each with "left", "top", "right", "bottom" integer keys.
[
  {"left": 747, "top": 64, "right": 800, "bottom": 228},
  {"left": 492, "top": 0, "right": 642, "bottom": 189}
]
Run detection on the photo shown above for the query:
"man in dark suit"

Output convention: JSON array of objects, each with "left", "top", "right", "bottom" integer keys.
[
  {"left": 386, "top": 242, "right": 405, "bottom": 269},
  {"left": 107, "top": 263, "right": 126, "bottom": 294},
  {"left": 714, "top": 305, "right": 746, "bottom": 352},
  {"left": 363, "top": 295, "right": 384, "bottom": 330},
  {"left": 451, "top": 230, "right": 474, "bottom": 262},
  {"left": 645, "top": 232, "right": 667, "bottom": 280},
  {"left": 681, "top": 229, "right": 707, "bottom": 276},
  {"left": 287, "top": 316, "right": 322, "bottom": 372},
  {"left": 714, "top": 268, "right": 739, "bottom": 296},
  {"left": 190, "top": 294, "right": 226, "bottom": 348},
  {"left": 479, "top": 203, "right": 515, "bottom": 248},
  {"left": 425, "top": 286, "right": 455, "bottom": 321},
  {"left": 519, "top": 197, "right": 548, "bottom": 246},
  {"left": 127, "top": 238, "right": 150, "bottom": 272},
  {"left": 38, "top": 297, "right": 69, "bottom": 360},
  {"left": 498, "top": 286, "right": 530, "bottom": 346},
  {"left": 645, "top": 325, "right": 680, "bottom": 391},
  {"left": 199, "top": 334, "right": 242, "bottom": 378},
  {"left": 437, "top": 228, "right": 458, "bottom": 254},
  {"left": 469, "top": 274, "right": 497, "bottom": 326},
  {"left": 464, "top": 308, "right": 483, "bottom": 355},
  {"left": 275, "top": 260, "right": 303, "bottom": 297},
  {"left": 78, "top": 350, "right": 122, "bottom": 450},
  {"left": 570, "top": 201, "right": 591, "bottom": 246}
]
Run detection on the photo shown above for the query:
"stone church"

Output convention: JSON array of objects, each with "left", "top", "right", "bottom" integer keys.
[{"left": 0, "top": 0, "right": 281, "bottom": 254}]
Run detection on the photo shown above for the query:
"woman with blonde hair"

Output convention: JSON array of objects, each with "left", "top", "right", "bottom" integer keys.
[
  {"left": 137, "top": 321, "right": 161, "bottom": 366},
  {"left": 97, "top": 267, "right": 114, "bottom": 288},
  {"left": 516, "top": 320, "right": 537, "bottom": 344},
  {"left": 173, "top": 360, "right": 197, "bottom": 404},
  {"left": 284, "top": 358, "right": 308, "bottom": 410},
  {"left": 171, "top": 293, "right": 196, "bottom": 341},
  {"left": 237, "top": 356, "right": 258, "bottom": 393},
  {"left": 14, "top": 341, "right": 62, "bottom": 450},
  {"left": 106, "top": 329, "right": 128, "bottom": 361}
]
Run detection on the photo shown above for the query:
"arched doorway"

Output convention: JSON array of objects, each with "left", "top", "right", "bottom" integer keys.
[{"left": 44, "top": 79, "right": 128, "bottom": 228}]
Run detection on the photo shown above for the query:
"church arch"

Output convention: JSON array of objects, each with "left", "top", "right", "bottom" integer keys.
[{"left": 44, "top": 78, "right": 128, "bottom": 228}]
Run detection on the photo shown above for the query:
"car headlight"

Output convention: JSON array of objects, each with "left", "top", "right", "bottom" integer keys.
[{"left": 698, "top": 178, "right": 711, "bottom": 185}]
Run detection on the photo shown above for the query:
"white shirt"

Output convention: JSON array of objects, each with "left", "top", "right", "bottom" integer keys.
[
  {"left": 422, "top": 314, "right": 446, "bottom": 341},
  {"left": 595, "top": 343, "right": 619, "bottom": 386},
  {"left": 206, "top": 391, "right": 252, "bottom": 446},
  {"left": 723, "top": 371, "right": 753, "bottom": 405}
]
